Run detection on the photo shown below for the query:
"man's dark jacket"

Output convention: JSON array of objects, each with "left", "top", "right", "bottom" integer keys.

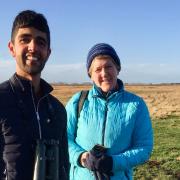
[{"left": 0, "top": 74, "right": 69, "bottom": 180}]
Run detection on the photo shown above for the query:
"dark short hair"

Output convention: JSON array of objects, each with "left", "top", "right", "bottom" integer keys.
[{"left": 11, "top": 10, "right": 50, "bottom": 47}]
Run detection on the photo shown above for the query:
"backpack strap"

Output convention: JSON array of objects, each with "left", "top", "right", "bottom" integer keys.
[
  {"left": 77, "top": 90, "right": 89, "bottom": 118},
  {"left": 74, "top": 90, "right": 89, "bottom": 139}
]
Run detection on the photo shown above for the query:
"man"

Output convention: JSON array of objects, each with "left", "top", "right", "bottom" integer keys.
[{"left": 0, "top": 10, "right": 69, "bottom": 180}]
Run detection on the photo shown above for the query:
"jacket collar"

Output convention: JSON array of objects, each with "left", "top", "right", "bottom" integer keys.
[{"left": 9, "top": 73, "right": 53, "bottom": 96}]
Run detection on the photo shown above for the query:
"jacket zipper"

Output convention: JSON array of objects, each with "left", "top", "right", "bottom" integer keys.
[
  {"left": 4, "top": 167, "right": 8, "bottom": 180},
  {"left": 102, "top": 101, "right": 108, "bottom": 146},
  {"left": 30, "top": 84, "right": 48, "bottom": 139}
]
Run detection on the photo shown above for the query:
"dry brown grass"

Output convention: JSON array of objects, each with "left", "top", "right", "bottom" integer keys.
[{"left": 51, "top": 84, "right": 180, "bottom": 119}]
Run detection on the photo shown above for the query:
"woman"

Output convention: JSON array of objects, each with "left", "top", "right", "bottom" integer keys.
[{"left": 66, "top": 43, "right": 153, "bottom": 180}]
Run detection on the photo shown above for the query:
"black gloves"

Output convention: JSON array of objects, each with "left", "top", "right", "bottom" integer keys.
[
  {"left": 83, "top": 151, "right": 97, "bottom": 171},
  {"left": 82, "top": 144, "right": 113, "bottom": 180},
  {"left": 94, "top": 154, "right": 113, "bottom": 173}
]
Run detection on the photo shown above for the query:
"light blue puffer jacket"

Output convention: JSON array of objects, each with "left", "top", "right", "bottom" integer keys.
[{"left": 66, "top": 80, "right": 153, "bottom": 180}]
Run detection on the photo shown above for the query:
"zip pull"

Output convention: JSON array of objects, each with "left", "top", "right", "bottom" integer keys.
[
  {"left": 105, "top": 102, "right": 108, "bottom": 110},
  {"left": 102, "top": 101, "right": 108, "bottom": 146},
  {"left": 36, "top": 111, "right": 40, "bottom": 121},
  {"left": 36, "top": 111, "right": 42, "bottom": 139}
]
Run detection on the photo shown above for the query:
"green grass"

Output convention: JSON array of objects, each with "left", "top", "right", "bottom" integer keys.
[{"left": 134, "top": 116, "right": 180, "bottom": 180}]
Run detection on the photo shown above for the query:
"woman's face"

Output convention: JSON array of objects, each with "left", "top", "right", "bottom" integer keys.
[{"left": 90, "top": 57, "right": 119, "bottom": 93}]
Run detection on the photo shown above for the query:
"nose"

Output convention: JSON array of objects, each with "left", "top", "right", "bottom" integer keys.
[
  {"left": 101, "top": 68, "right": 108, "bottom": 77},
  {"left": 28, "top": 39, "right": 37, "bottom": 52}
]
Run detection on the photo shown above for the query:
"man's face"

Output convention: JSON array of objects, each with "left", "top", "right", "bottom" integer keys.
[
  {"left": 8, "top": 27, "right": 51, "bottom": 77},
  {"left": 90, "top": 57, "right": 119, "bottom": 93}
]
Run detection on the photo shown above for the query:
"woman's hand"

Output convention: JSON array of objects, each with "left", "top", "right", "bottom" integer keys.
[
  {"left": 80, "top": 152, "right": 97, "bottom": 171},
  {"left": 80, "top": 152, "right": 89, "bottom": 167},
  {"left": 79, "top": 151, "right": 113, "bottom": 175}
]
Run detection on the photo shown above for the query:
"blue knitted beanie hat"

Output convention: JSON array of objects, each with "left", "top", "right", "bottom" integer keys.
[{"left": 86, "top": 43, "right": 121, "bottom": 73}]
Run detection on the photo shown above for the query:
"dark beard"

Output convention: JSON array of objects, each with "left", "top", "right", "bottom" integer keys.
[
  {"left": 24, "top": 62, "right": 46, "bottom": 75},
  {"left": 17, "top": 57, "right": 47, "bottom": 75}
]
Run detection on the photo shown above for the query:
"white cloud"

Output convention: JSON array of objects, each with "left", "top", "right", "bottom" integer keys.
[
  {"left": 0, "top": 60, "right": 180, "bottom": 84},
  {"left": 42, "top": 63, "right": 90, "bottom": 83},
  {"left": 120, "top": 63, "right": 180, "bottom": 83}
]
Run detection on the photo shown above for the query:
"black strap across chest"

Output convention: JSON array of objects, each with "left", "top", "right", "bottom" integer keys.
[
  {"left": 74, "top": 90, "right": 89, "bottom": 139},
  {"left": 77, "top": 90, "right": 89, "bottom": 118}
]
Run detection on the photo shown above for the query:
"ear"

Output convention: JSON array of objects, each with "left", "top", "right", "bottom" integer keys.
[
  {"left": 117, "top": 69, "right": 120, "bottom": 76},
  {"left": 8, "top": 41, "right": 16, "bottom": 57},
  {"left": 90, "top": 75, "right": 93, "bottom": 81},
  {"left": 116, "top": 66, "right": 120, "bottom": 76},
  {"left": 47, "top": 48, "right": 51, "bottom": 59}
]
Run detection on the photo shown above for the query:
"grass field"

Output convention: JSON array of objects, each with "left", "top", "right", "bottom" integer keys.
[
  {"left": 134, "top": 116, "right": 180, "bottom": 179},
  {"left": 52, "top": 84, "right": 180, "bottom": 119},
  {"left": 52, "top": 84, "right": 180, "bottom": 179}
]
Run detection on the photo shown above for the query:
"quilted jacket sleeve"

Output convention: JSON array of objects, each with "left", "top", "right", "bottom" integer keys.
[
  {"left": 66, "top": 93, "right": 85, "bottom": 166},
  {"left": 112, "top": 98, "right": 153, "bottom": 171}
]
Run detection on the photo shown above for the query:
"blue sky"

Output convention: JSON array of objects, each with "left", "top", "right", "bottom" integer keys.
[{"left": 0, "top": 0, "right": 180, "bottom": 83}]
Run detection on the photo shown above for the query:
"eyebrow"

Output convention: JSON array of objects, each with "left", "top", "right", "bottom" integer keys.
[
  {"left": 18, "top": 33, "right": 31, "bottom": 38},
  {"left": 18, "top": 33, "right": 47, "bottom": 41}
]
